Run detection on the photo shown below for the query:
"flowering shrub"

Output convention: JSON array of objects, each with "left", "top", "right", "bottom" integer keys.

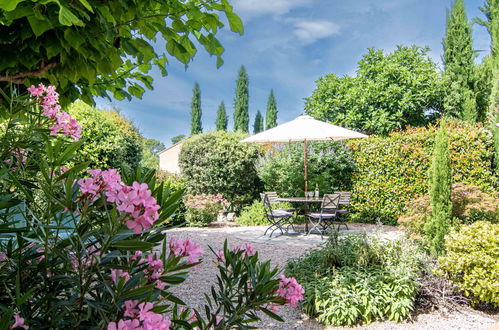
[
  {"left": 399, "top": 183, "right": 498, "bottom": 238},
  {"left": 0, "top": 86, "right": 303, "bottom": 328},
  {"left": 184, "top": 193, "right": 228, "bottom": 226}
]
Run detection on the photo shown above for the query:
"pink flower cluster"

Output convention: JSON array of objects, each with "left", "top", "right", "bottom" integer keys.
[
  {"left": 4, "top": 148, "right": 27, "bottom": 166},
  {"left": 11, "top": 312, "right": 28, "bottom": 329},
  {"left": 133, "top": 252, "right": 167, "bottom": 290},
  {"left": 70, "top": 247, "right": 104, "bottom": 271},
  {"left": 27, "top": 84, "right": 81, "bottom": 140},
  {"left": 277, "top": 275, "right": 304, "bottom": 307},
  {"left": 77, "top": 169, "right": 160, "bottom": 235},
  {"left": 169, "top": 237, "right": 203, "bottom": 263},
  {"left": 111, "top": 269, "right": 131, "bottom": 284},
  {"left": 232, "top": 243, "right": 255, "bottom": 257},
  {"left": 108, "top": 301, "right": 171, "bottom": 330}
]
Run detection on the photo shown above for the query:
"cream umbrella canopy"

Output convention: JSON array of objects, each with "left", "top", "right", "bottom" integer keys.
[{"left": 241, "top": 115, "right": 368, "bottom": 192}]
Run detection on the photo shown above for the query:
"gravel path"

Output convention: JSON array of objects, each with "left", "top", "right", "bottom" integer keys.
[{"left": 165, "top": 226, "right": 498, "bottom": 330}]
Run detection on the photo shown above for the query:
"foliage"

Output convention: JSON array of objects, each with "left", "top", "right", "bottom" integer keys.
[
  {"left": 253, "top": 110, "right": 264, "bottom": 134},
  {"left": 215, "top": 101, "right": 228, "bottom": 131},
  {"left": 305, "top": 45, "right": 443, "bottom": 135},
  {"left": 265, "top": 89, "right": 278, "bottom": 129},
  {"left": 179, "top": 131, "right": 261, "bottom": 210},
  {"left": 425, "top": 119, "right": 452, "bottom": 256},
  {"left": 184, "top": 193, "right": 227, "bottom": 226},
  {"left": 236, "top": 199, "right": 292, "bottom": 226},
  {"left": 68, "top": 101, "right": 142, "bottom": 173},
  {"left": 156, "top": 171, "right": 188, "bottom": 226},
  {"left": 233, "top": 65, "right": 249, "bottom": 133},
  {"left": 285, "top": 234, "right": 424, "bottom": 326},
  {"left": 437, "top": 221, "right": 499, "bottom": 306},
  {"left": 257, "top": 141, "right": 355, "bottom": 197},
  {"left": 442, "top": 0, "right": 476, "bottom": 120},
  {"left": 0, "top": 86, "right": 302, "bottom": 329},
  {"left": 171, "top": 134, "right": 186, "bottom": 144},
  {"left": 0, "top": 0, "right": 244, "bottom": 106},
  {"left": 399, "top": 183, "right": 498, "bottom": 237},
  {"left": 348, "top": 121, "right": 497, "bottom": 225},
  {"left": 190, "top": 82, "right": 202, "bottom": 135},
  {"left": 140, "top": 138, "right": 165, "bottom": 170}
]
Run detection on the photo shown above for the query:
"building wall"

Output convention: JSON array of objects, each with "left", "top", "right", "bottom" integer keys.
[{"left": 158, "top": 142, "right": 182, "bottom": 174}]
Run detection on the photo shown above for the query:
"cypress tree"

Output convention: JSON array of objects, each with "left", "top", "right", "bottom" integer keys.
[
  {"left": 190, "top": 82, "right": 202, "bottom": 135},
  {"left": 265, "top": 89, "right": 278, "bottom": 129},
  {"left": 442, "top": 0, "right": 476, "bottom": 121},
  {"left": 233, "top": 66, "right": 249, "bottom": 132},
  {"left": 215, "top": 101, "right": 228, "bottom": 131},
  {"left": 253, "top": 110, "right": 264, "bottom": 134},
  {"left": 424, "top": 119, "right": 453, "bottom": 256}
]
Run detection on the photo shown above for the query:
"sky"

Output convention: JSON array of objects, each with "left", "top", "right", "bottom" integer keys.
[{"left": 96, "top": 0, "right": 492, "bottom": 146}]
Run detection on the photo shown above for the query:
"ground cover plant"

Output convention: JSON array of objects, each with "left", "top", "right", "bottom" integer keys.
[
  {"left": 285, "top": 234, "right": 424, "bottom": 326},
  {"left": 0, "top": 85, "right": 304, "bottom": 329}
]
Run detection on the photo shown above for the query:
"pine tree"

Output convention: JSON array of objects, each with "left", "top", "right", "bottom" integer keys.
[
  {"left": 190, "top": 82, "right": 202, "bottom": 135},
  {"left": 253, "top": 110, "right": 264, "bottom": 134},
  {"left": 442, "top": 0, "right": 476, "bottom": 121},
  {"left": 215, "top": 101, "right": 228, "bottom": 131},
  {"left": 265, "top": 89, "right": 278, "bottom": 129},
  {"left": 233, "top": 66, "right": 249, "bottom": 132},
  {"left": 424, "top": 119, "right": 453, "bottom": 256}
]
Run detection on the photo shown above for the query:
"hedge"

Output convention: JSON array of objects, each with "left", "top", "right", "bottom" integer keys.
[{"left": 348, "top": 121, "right": 496, "bottom": 225}]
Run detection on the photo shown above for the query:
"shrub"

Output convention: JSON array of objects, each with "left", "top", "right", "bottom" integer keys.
[
  {"left": 399, "top": 183, "right": 499, "bottom": 237},
  {"left": 437, "top": 221, "right": 499, "bottom": 306},
  {"left": 156, "top": 170, "right": 188, "bottom": 225},
  {"left": 257, "top": 141, "right": 355, "bottom": 197},
  {"left": 236, "top": 199, "right": 293, "bottom": 226},
  {"left": 0, "top": 85, "right": 304, "bottom": 328},
  {"left": 348, "top": 121, "right": 496, "bottom": 225},
  {"left": 184, "top": 193, "right": 228, "bottom": 226},
  {"left": 179, "top": 131, "right": 262, "bottom": 210},
  {"left": 285, "top": 234, "right": 424, "bottom": 326}
]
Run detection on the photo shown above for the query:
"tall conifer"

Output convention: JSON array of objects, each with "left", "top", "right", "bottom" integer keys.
[
  {"left": 190, "top": 82, "right": 202, "bottom": 135},
  {"left": 215, "top": 101, "right": 228, "bottom": 131},
  {"left": 233, "top": 66, "right": 249, "bottom": 132},
  {"left": 253, "top": 110, "right": 264, "bottom": 134},
  {"left": 265, "top": 89, "right": 278, "bottom": 129}
]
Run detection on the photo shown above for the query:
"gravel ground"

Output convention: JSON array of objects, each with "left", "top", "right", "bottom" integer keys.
[{"left": 165, "top": 225, "right": 498, "bottom": 330}]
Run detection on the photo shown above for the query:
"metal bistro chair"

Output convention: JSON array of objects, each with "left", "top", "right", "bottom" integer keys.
[
  {"left": 306, "top": 193, "right": 340, "bottom": 239},
  {"left": 260, "top": 193, "right": 294, "bottom": 237},
  {"left": 264, "top": 192, "right": 297, "bottom": 213},
  {"left": 334, "top": 191, "right": 351, "bottom": 230}
]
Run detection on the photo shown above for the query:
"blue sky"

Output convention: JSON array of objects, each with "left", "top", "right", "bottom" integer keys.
[{"left": 97, "top": 0, "right": 491, "bottom": 146}]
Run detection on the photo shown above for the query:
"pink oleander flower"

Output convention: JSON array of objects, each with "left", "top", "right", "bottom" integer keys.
[
  {"left": 107, "top": 319, "right": 140, "bottom": 330},
  {"left": 233, "top": 243, "right": 255, "bottom": 257},
  {"left": 277, "top": 275, "right": 304, "bottom": 307},
  {"left": 169, "top": 237, "right": 203, "bottom": 263},
  {"left": 124, "top": 300, "right": 139, "bottom": 318},
  {"left": 0, "top": 252, "right": 7, "bottom": 261},
  {"left": 215, "top": 250, "right": 224, "bottom": 262},
  {"left": 268, "top": 304, "right": 280, "bottom": 313},
  {"left": 11, "top": 312, "right": 28, "bottom": 330},
  {"left": 4, "top": 148, "right": 27, "bottom": 167},
  {"left": 111, "top": 269, "right": 130, "bottom": 284}
]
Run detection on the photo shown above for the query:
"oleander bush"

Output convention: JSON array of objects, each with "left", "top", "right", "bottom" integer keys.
[
  {"left": 179, "top": 131, "right": 262, "bottom": 211},
  {"left": 156, "top": 171, "right": 188, "bottom": 225},
  {"left": 257, "top": 141, "right": 355, "bottom": 197},
  {"left": 399, "top": 183, "right": 499, "bottom": 238},
  {"left": 437, "top": 221, "right": 499, "bottom": 306},
  {"left": 184, "top": 193, "right": 228, "bottom": 226},
  {"left": 285, "top": 234, "right": 424, "bottom": 326},
  {"left": 0, "top": 85, "right": 304, "bottom": 329},
  {"left": 348, "top": 121, "right": 496, "bottom": 225}
]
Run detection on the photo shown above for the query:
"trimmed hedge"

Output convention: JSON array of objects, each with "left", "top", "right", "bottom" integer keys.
[
  {"left": 348, "top": 121, "right": 496, "bottom": 225},
  {"left": 179, "top": 131, "right": 262, "bottom": 210}
]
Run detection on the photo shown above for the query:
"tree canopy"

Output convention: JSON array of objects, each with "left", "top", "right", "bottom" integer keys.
[
  {"left": 253, "top": 110, "right": 264, "bottom": 134},
  {"left": 0, "top": 0, "right": 243, "bottom": 106},
  {"left": 265, "top": 89, "right": 278, "bottom": 129},
  {"left": 305, "top": 45, "right": 443, "bottom": 135},
  {"left": 215, "top": 101, "right": 228, "bottom": 131},
  {"left": 190, "top": 82, "right": 202, "bottom": 135},
  {"left": 233, "top": 65, "right": 249, "bottom": 132},
  {"left": 141, "top": 138, "right": 166, "bottom": 169}
]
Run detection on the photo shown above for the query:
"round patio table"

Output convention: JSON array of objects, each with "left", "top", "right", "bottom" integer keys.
[{"left": 276, "top": 197, "right": 323, "bottom": 232}]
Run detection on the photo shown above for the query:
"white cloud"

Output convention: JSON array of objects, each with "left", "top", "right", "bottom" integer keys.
[
  {"left": 232, "top": 0, "right": 314, "bottom": 19},
  {"left": 292, "top": 20, "right": 340, "bottom": 45}
]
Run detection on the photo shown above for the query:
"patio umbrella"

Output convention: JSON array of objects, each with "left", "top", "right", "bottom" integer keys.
[{"left": 241, "top": 115, "right": 368, "bottom": 192}]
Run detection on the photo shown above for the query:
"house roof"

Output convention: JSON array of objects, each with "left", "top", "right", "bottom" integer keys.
[{"left": 157, "top": 141, "right": 182, "bottom": 156}]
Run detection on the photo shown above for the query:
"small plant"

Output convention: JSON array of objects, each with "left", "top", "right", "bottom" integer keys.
[
  {"left": 236, "top": 199, "right": 293, "bottom": 226},
  {"left": 184, "top": 193, "right": 228, "bottom": 226},
  {"left": 437, "top": 221, "right": 499, "bottom": 306}
]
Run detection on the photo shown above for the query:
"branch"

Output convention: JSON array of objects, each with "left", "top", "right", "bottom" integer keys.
[{"left": 0, "top": 61, "right": 58, "bottom": 84}]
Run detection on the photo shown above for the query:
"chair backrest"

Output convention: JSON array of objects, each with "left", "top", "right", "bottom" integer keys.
[
  {"left": 264, "top": 191, "right": 279, "bottom": 204},
  {"left": 321, "top": 193, "right": 340, "bottom": 211},
  {"left": 261, "top": 193, "right": 273, "bottom": 213},
  {"left": 334, "top": 191, "right": 352, "bottom": 205}
]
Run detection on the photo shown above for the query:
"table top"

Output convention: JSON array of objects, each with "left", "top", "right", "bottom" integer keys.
[{"left": 276, "top": 197, "right": 322, "bottom": 203}]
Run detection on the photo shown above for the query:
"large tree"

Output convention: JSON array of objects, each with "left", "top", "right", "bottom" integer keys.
[
  {"left": 253, "top": 110, "right": 264, "bottom": 134},
  {"left": 190, "top": 82, "right": 202, "bottom": 135},
  {"left": 141, "top": 138, "right": 166, "bottom": 169},
  {"left": 442, "top": 0, "right": 476, "bottom": 121},
  {"left": 265, "top": 89, "right": 278, "bottom": 129},
  {"left": 0, "top": 0, "right": 243, "bottom": 106},
  {"left": 305, "top": 46, "right": 443, "bottom": 135},
  {"left": 215, "top": 101, "right": 228, "bottom": 131},
  {"left": 233, "top": 65, "right": 249, "bottom": 132}
]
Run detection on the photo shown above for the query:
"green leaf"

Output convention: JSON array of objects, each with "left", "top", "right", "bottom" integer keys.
[
  {"left": 78, "top": 0, "right": 93, "bottom": 12},
  {"left": 59, "top": 6, "right": 83, "bottom": 26},
  {"left": 110, "top": 240, "right": 155, "bottom": 251},
  {"left": 226, "top": 12, "right": 244, "bottom": 35},
  {"left": 27, "top": 14, "right": 53, "bottom": 37},
  {"left": 0, "top": 0, "right": 23, "bottom": 11}
]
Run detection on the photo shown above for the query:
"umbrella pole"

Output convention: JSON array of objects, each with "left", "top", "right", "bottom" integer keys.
[{"left": 304, "top": 139, "right": 308, "bottom": 193}]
